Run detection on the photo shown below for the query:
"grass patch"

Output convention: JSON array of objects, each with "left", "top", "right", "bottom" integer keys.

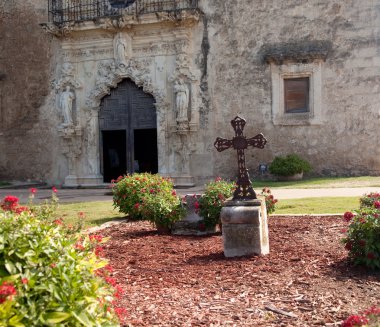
[
  {"left": 55, "top": 201, "right": 126, "bottom": 227},
  {"left": 254, "top": 176, "right": 380, "bottom": 189},
  {"left": 54, "top": 197, "right": 362, "bottom": 227},
  {"left": 275, "top": 196, "right": 360, "bottom": 215}
]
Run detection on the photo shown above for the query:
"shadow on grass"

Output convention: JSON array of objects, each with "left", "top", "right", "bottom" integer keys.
[{"left": 90, "top": 216, "right": 128, "bottom": 226}]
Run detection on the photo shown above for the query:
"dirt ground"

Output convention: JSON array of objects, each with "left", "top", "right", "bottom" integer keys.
[{"left": 103, "top": 216, "right": 380, "bottom": 326}]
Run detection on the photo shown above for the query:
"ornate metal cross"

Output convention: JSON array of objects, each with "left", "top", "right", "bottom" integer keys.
[{"left": 214, "top": 116, "right": 267, "bottom": 200}]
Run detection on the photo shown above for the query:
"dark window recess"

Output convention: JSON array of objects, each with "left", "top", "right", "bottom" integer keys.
[
  {"left": 284, "top": 77, "right": 309, "bottom": 113},
  {"left": 109, "top": 0, "right": 136, "bottom": 8}
]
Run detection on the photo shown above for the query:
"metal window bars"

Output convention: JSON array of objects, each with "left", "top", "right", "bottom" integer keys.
[{"left": 48, "top": 0, "right": 199, "bottom": 24}]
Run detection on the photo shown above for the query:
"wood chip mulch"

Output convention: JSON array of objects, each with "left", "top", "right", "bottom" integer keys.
[{"left": 102, "top": 216, "right": 380, "bottom": 326}]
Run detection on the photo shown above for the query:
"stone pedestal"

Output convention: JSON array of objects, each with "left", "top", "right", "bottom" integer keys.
[
  {"left": 220, "top": 198, "right": 269, "bottom": 257},
  {"left": 172, "top": 194, "right": 217, "bottom": 235}
]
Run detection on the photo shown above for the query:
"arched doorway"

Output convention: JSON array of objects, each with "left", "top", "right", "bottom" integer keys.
[{"left": 99, "top": 79, "right": 158, "bottom": 182}]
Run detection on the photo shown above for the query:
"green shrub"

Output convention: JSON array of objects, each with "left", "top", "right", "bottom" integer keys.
[
  {"left": 112, "top": 173, "right": 185, "bottom": 229},
  {"left": 341, "top": 206, "right": 380, "bottom": 269},
  {"left": 0, "top": 195, "right": 121, "bottom": 326},
  {"left": 198, "top": 178, "right": 236, "bottom": 228},
  {"left": 269, "top": 154, "right": 312, "bottom": 177}
]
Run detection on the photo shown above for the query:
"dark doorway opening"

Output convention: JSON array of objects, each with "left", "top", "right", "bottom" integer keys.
[
  {"left": 102, "top": 130, "right": 127, "bottom": 182},
  {"left": 134, "top": 129, "right": 158, "bottom": 174}
]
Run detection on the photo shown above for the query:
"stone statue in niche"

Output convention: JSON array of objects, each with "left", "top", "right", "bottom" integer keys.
[
  {"left": 174, "top": 78, "right": 190, "bottom": 130},
  {"left": 60, "top": 85, "right": 75, "bottom": 126},
  {"left": 114, "top": 33, "right": 131, "bottom": 66}
]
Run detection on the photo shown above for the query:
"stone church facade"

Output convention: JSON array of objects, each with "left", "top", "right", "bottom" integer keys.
[{"left": 0, "top": 0, "right": 379, "bottom": 186}]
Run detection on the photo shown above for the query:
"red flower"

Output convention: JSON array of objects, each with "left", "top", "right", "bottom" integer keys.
[
  {"left": 194, "top": 201, "right": 200, "bottom": 209},
  {"left": 343, "top": 211, "right": 354, "bottom": 222},
  {"left": 374, "top": 201, "right": 380, "bottom": 209},
  {"left": 78, "top": 212, "right": 85, "bottom": 218},
  {"left": 215, "top": 177, "right": 222, "bottom": 182},
  {"left": 0, "top": 281, "right": 17, "bottom": 304},
  {"left": 134, "top": 203, "right": 140, "bottom": 210},
  {"left": 52, "top": 186, "right": 57, "bottom": 193},
  {"left": 89, "top": 234, "right": 103, "bottom": 243},
  {"left": 172, "top": 190, "right": 177, "bottom": 196},
  {"left": 345, "top": 241, "right": 352, "bottom": 251},
  {"left": 367, "top": 252, "right": 376, "bottom": 260},
  {"left": 105, "top": 276, "right": 117, "bottom": 286},
  {"left": 150, "top": 189, "right": 155, "bottom": 194},
  {"left": 341, "top": 315, "right": 368, "bottom": 327},
  {"left": 1, "top": 195, "right": 19, "bottom": 212},
  {"left": 29, "top": 188, "right": 37, "bottom": 194},
  {"left": 74, "top": 242, "right": 84, "bottom": 251},
  {"left": 50, "top": 263, "right": 56, "bottom": 268},
  {"left": 53, "top": 219, "right": 63, "bottom": 225},
  {"left": 95, "top": 246, "right": 104, "bottom": 257},
  {"left": 14, "top": 206, "right": 29, "bottom": 214},
  {"left": 21, "top": 278, "right": 28, "bottom": 285}
]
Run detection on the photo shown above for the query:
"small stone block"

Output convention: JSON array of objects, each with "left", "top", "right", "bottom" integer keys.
[{"left": 221, "top": 198, "right": 269, "bottom": 257}]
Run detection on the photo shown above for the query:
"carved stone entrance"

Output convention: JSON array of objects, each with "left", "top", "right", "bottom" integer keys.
[{"left": 99, "top": 78, "right": 157, "bottom": 182}]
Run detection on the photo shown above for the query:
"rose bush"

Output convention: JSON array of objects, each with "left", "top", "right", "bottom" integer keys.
[
  {"left": 0, "top": 194, "right": 123, "bottom": 326},
  {"left": 261, "top": 188, "right": 278, "bottom": 214},
  {"left": 198, "top": 178, "right": 236, "bottom": 229},
  {"left": 341, "top": 194, "right": 380, "bottom": 269},
  {"left": 360, "top": 192, "right": 380, "bottom": 209},
  {"left": 112, "top": 173, "right": 185, "bottom": 230}
]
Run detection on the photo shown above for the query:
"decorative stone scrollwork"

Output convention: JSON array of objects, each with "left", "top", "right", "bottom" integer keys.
[
  {"left": 41, "top": 22, "right": 74, "bottom": 38},
  {"left": 86, "top": 58, "right": 166, "bottom": 114},
  {"left": 52, "top": 63, "right": 82, "bottom": 91}
]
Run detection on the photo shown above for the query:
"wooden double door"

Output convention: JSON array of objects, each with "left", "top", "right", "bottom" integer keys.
[{"left": 99, "top": 79, "right": 158, "bottom": 182}]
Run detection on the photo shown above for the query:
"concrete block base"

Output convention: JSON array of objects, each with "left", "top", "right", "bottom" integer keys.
[{"left": 221, "top": 198, "right": 269, "bottom": 257}]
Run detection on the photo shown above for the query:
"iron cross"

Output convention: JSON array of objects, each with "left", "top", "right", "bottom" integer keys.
[{"left": 214, "top": 116, "right": 267, "bottom": 200}]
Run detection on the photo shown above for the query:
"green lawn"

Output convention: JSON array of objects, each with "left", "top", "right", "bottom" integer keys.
[
  {"left": 55, "top": 196, "right": 361, "bottom": 227},
  {"left": 253, "top": 176, "right": 380, "bottom": 189},
  {"left": 275, "top": 196, "right": 360, "bottom": 215},
  {"left": 56, "top": 201, "right": 127, "bottom": 228}
]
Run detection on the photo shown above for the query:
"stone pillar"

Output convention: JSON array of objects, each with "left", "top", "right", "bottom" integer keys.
[{"left": 220, "top": 198, "right": 269, "bottom": 257}]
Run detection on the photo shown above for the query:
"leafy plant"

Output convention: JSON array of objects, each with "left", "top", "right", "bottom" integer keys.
[
  {"left": 198, "top": 177, "right": 236, "bottom": 228},
  {"left": 260, "top": 188, "right": 278, "bottom": 214},
  {"left": 341, "top": 205, "right": 380, "bottom": 269},
  {"left": 269, "top": 154, "right": 312, "bottom": 177},
  {"left": 360, "top": 192, "right": 380, "bottom": 209},
  {"left": 112, "top": 173, "right": 185, "bottom": 229},
  {"left": 0, "top": 194, "right": 122, "bottom": 326}
]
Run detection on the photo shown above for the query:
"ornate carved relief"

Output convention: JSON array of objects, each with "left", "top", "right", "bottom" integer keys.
[
  {"left": 52, "top": 63, "right": 82, "bottom": 91},
  {"left": 86, "top": 58, "right": 167, "bottom": 114},
  {"left": 41, "top": 22, "right": 74, "bottom": 38}
]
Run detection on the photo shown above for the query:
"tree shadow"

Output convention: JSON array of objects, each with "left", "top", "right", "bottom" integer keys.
[
  {"left": 326, "top": 257, "right": 380, "bottom": 281},
  {"left": 185, "top": 251, "right": 260, "bottom": 266},
  {"left": 91, "top": 216, "right": 129, "bottom": 226}
]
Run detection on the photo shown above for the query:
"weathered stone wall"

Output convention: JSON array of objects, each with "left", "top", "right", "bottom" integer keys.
[
  {"left": 0, "top": 0, "right": 59, "bottom": 183},
  {"left": 200, "top": 0, "right": 380, "bottom": 178}
]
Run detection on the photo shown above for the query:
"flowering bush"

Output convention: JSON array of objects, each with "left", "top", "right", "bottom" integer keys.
[
  {"left": 198, "top": 177, "right": 236, "bottom": 228},
  {"left": 342, "top": 306, "right": 380, "bottom": 326},
  {"left": 112, "top": 173, "right": 185, "bottom": 229},
  {"left": 360, "top": 192, "right": 380, "bottom": 209},
  {"left": 261, "top": 188, "right": 278, "bottom": 214},
  {"left": 341, "top": 206, "right": 380, "bottom": 269},
  {"left": 0, "top": 195, "right": 123, "bottom": 326}
]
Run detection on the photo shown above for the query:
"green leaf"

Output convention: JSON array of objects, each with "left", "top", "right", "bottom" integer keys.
[
  {"left": 43, "top": 311, "right": 71, "bottom": 324},
  {"left": 4, "top": 261, "right": 17, "bottom": 275},
  {"left": 72, "top": 311, "right": 93, "bottom": 326},
  {"left": 8, "top": 314, "right": 26, "bottom": 327}
]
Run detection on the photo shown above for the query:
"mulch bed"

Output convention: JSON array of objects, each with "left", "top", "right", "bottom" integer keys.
[{"left": 103, "top": 216, "right": 380, "bottom": 326}]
